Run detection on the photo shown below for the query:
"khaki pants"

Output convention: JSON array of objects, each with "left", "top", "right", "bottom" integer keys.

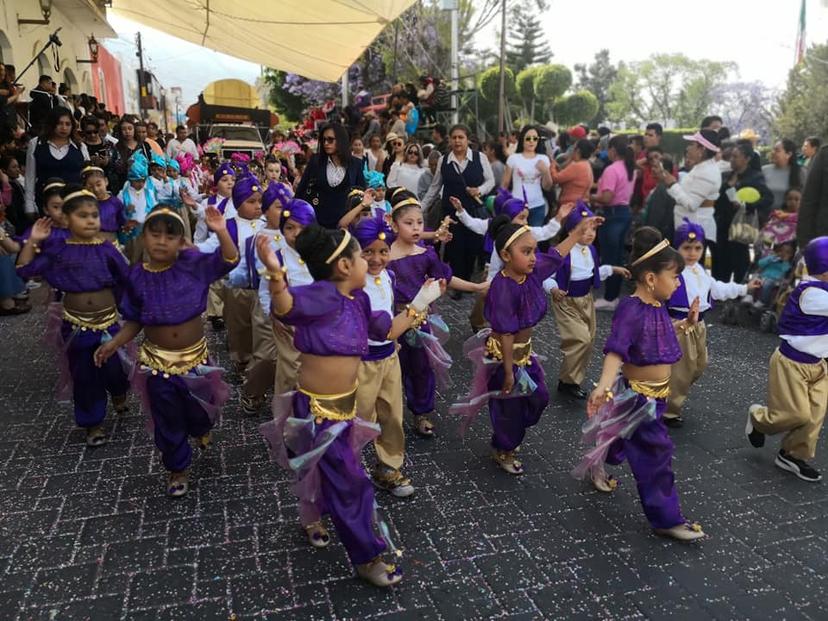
[
  {"left": 752, "top": 348, "right": 828, "bottom": 460},
  {"left": 207, "top": 281, "right": 225, "bottom": 319},
  {"left": 356, "top": 352, "right": 405, "bottom": 470},
  {"left": 273, "top": 322, "right": 301, "bottom": 394},
  {"left": 552, "top": 295, "right": 596, "bottom": 386},
  {"left": 224, "top": 288, "right": 277, "bottom": 397},
  {"left": 666, "top": 321, "right": 708, "bottom": 419}
]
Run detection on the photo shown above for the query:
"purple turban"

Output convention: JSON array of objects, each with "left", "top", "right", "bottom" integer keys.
[
  {"left": 232, "top": 173, "right": 263, "bottom": 207},
  {"left": 213, "top": 163, "right": 235, "bottom": 185},
  {"left": 674, "top": 217, "right": 706, "bottom": 247},
  {"left": 804, "top": 237, "right": 828, "bottom": 276},
  {"left": 262, "top": 181, "right": 294, "bottom": 212},
  {"left": 279, "top": 198, "right": 316, "bottom": 231},
  {"left": 353, "top": 214, "right": 394, "bottom": 248}
]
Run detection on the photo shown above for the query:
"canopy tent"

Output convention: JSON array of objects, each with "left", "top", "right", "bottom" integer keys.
[{"left": 108, "top": 0, "right": 416, "bottom": 83}]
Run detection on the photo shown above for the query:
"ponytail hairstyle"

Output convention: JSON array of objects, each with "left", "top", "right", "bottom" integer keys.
[
  {"left": 608, "top": 135, "right": 635, "bottom": 181},
  {"left": 59, "top": 184, "right": 98, "bottom": 214},
  {"left": 489, "top": 213, "right": 527, "bottom": 257},
  {"left": 628, "top": 226, "right": 684, "bottom": 282},
  {"left": 295, "top": 224, "right": 360, "bottom": 281}
]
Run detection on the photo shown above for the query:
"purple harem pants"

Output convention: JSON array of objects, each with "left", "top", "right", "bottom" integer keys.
[{"left": 487, "top": 358, "right": 549, "bottom": 451}]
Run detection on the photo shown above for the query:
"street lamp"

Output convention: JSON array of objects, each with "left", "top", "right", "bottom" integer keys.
[
  {"left": 77, "top": 36, "right": 100, "bottom": 64},
  {"left": 18, "top": 0, "right": 53, "bottom": 25}
]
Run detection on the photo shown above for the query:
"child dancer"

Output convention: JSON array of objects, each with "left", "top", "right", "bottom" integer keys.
[
  {"left": 118, "top": 154, "right": 157, "bottom": 264},
  {"left": 198, "top": 173, "right": 275, "bottom": 415},
  {"left": 163, "top": 157, "right": 193, "bottom": 242},
  {"left": 572, "top": 227, "right": 705, "bottom": 541},
  {"left": 388, "top": 195, "right": 486, "bottom": 437},
  {"left": 256, "top": 225, "right": 442, "bottom": 586},
  {"left": 354, "top": 215, "right": 424, "bottom": 496},
  {"left": 451, "top": 213, "right": 598, "bottom": 473},
  {"left": 544, "top": 204, "right": 630, "bottom": 400},
  {"left": 19, "top": 180, "right": 70, "bottom": 246},
  {"left": 95, "top": 206, "right": 238, "bottom": 496},
  {"left": 82, "top": 164, "right": 125, "bottom": 243},
  {"left": 665, "top": 219, "right": 759, "bottom": 426},
  {"left": 16, "top": 187, "right": 131, "bottom": 446},
  {"left": 746, "top": 236, "right": 828, "bottom": 482},
  {"left": 188, "top": 162, "right": 234, "bottom": 330},
  {"left": 338, "top": 188, "right": 380, "bottom": 229},
  {"left": 256, "top": 194, "right": 314, "bottom": 394}
]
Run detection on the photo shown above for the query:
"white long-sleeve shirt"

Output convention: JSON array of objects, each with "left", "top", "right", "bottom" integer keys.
[
  {"left": 781, "top": 279, "right": 828, "bottom": 358},
  {"left": 256, "top": 231, "right": 313, "bottom": 314},
  {"left": 456, "top": 209, "right": 561, "bottom": 281},
  {"left": 363, "top": 269, "right": 394, "bottom": 347},
  {"left": 421, "top": 148, "right": 495, "bottom": 209},
  {"left": 668, "top": 158, "right": 721, "bottom": 242},
  {"left": 194, "top": 195, "right": 235, "bottom": 244},
  {"left": 386, "top": 162, "right": 426, "bottom": 197},
  {"left": 24, "top": 139, "right": 90, "bottom": 213},
  {"left": 542, "top": 245, "right": 614, "bottom": 293},
  {"left": 197, "top": 215, "right": 265, "bottom": 289},
  {"left": 669, "top": 263, "right": 748, "bottom": 317}
]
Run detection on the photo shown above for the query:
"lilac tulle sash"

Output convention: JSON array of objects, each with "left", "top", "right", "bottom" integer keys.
[
  {"left": 570, "top": 376, "right": 658, "bottom": 481},
  {"left": 130, "top": 361, "right": 230, "bottom": 435},
  {"left": 404, "top": 314, "right": 452, "bottom": 390},
  {"left": 259, "top": 392, "right": 380, "bottom": 526},
  {"left": 449, "top": 329, "right": 539, "bottom": 436}
]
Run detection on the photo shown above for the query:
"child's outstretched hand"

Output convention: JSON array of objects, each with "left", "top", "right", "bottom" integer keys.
[
  {"left": 256, "top": 234, "right": 282, "bottom": 274},
  {"left": 747, "top": 278, "right": 762, "bottom": 291},
  {"left": 687, "top": 296, "right": 701, "bottom": 325},
  {"left": 551, "top": 288, "right": 567, "bottom": 304},
  {"left": 448, "top": 196, "right": 465, "bottom": 212},
  {"left": 555, "top": 201, "right": 576, "bottom": 223},
  {"left": 436, "top": 216, "right": 455, "bottom": 243},
  {"left": 587, "top": 385, "right": 610, "bottom": 418},
  {"left": 361, "top": 188, "right": 375, "bottom": 207},
  {"left": 204, "top": 205, "right": 226, "bottom": 233},
  {"left": 613, "top": 266, "right": 631, "bottom": 279},
  {"left": 93, "top": 341, "right": 118, "bottom": 367},
  {"left": 179, "top": 187, "right": 197, "bottom": 208},
  {"left": 29, "top": 217, "right": 52, "bottom": 242},
  {"left": 573, "top": 215, "right": 604, "bottom": 236}
]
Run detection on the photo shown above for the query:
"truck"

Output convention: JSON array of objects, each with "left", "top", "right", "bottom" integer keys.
[{"left": 185, "top": 79, "right": 279, "bottom": 160}]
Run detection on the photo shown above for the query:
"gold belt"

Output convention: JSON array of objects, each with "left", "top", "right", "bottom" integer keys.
[
  {"left": 298, "top": 384, "right": 357, "bottom": 423},
  {"left": 139, "top": 337, "right": 209, "bottom": 377},
  {"left": 628, "top": 376, "right": 671, "bottom": 399},
  {"left": 63, "top": 306, "right": 118, "bottom": 331},
  {"left": 486, "top": 336, "right": 533, "bottom": 367}
]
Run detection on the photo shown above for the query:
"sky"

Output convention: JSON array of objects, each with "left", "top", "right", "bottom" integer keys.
[{"left": 105, "top": 0, "right": 828, "bottom": 104}]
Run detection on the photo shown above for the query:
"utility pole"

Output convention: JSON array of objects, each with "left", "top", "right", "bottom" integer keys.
[
  {"left": 450, "top": 1, "right": 459, "bottom": 124},
  {"left": 497, "top": 0, "right": 507, "bottom": 134},
  {"left": 136, "top": 32, "right": 145, "bottom": 119}
]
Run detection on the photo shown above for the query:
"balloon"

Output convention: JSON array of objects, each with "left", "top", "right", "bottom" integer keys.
[{"left": 736, "top": 187, "right": 761, "bottom": 204}]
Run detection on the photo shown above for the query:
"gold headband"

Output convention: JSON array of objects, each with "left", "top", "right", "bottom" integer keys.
[
  {"left": 503, "top": 225, "right": 531, "bottom": 251},
  {"left": 325, "top": 230, "right": 352, "bottom": 264},
  {"left": 631, "top": 239, "right": 670, "bottom": 266},
  {"left": 348, "top": 188, "right": 365, "bottom": 198},
  {"left": 391, "top": 198, "right": 421, "bottom": 213},
  {"left": 43, "top": 182, "right": 66, "bottom": 193},
  {"left": 145, "top": 207, "right": 186, "bottom": 228},
  {"left": 81, "top": 165, "right": 105, "bottom": 176},
  {"left": 63, "top": 189, "right": 97, "bottom": 203},
  {"left": 391, "top": 187, "right": 407, "bottom": 198}
]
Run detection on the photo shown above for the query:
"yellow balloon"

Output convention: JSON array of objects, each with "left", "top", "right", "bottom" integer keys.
[{"left": 736, "top": 187, "right": 761, "bottom": 204}]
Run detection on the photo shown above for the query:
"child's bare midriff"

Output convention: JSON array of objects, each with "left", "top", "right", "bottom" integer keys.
[
  {"left": 298, "top": 354, "right": 360, "bottom": 395},
  {"left": 63, "top": 288, "right": 116, "bottom": 313},
  {"left": 145, "top": 316, "right": 204, "bottom": 350}
]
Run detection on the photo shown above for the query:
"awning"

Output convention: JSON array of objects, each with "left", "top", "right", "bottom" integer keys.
[{"left": 107, "top": 0, "right": 415, "bottom": 83}]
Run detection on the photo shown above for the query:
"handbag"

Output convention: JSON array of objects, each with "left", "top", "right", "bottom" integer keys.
[{"left": 729, "top": 204, "right": 760, "bottom": 245}]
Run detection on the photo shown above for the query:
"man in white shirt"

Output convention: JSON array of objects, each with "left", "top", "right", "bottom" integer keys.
[{"left": 165, "top": 125, "right": 199, "bottom": 160}]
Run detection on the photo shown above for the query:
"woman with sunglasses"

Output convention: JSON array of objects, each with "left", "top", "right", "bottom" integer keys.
[
  {"left": 387, "top": 142, "right": 426, "bottom": 197},
  {"left": 295, "top": 122, "right": 366, "bottom": 229},
  {"left": 501, "top": 125, "right": 553, "bottom": 227},
  {"left": 381, "top": 132, "right": 406, "bottom": 178}
]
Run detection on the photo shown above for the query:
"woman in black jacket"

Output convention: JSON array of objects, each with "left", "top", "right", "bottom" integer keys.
[
  {"left": 295, "top": 123, "right": 365, "bottom": 229},
  {"left": 712, "top": 141, "right": 774, "bottom": 283}
]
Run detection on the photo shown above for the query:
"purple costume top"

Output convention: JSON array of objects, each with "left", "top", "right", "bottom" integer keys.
[
  {"left": 98, "top": 195, "right": 127, "bottom": 233},
  {"left": 16, "top": 239, "right": 128, "bottom": 294},
  {"left": 603, "top": 297, "right": 682, "bottom": 366},
  {"left": 484, "top": 249, "right": 563, "bottom": 334},
  {"left": 387, "top": 247, "right": 453, "bottom": 304},
  {"left": 776, "top": 280, "right": 828, "bottom": 364},
  {"left": 120, "top": 248, "right": 237, "bottom": 325},
  {"left": 278, "top": 280, "right": 392, "bottom": 357}
]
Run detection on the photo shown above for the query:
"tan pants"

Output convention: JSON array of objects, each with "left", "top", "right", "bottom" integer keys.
[
  {"left": 356, "top": 352, "right": 405, "bottom": 470},
  {"left": 752, "top": 348, "right": 828, "bottom": 460},
  {"left": 223, "top": 288, "right": 277, "bottom": 397},
  {"left": 207, "top": 281, "right": 225, "bottom": 319},
  {"left": 666, "top": 321, "right": 709, "bottom": 419},
  {"left": 552, "top": 295, "right": 596, "bottom": 386},
  {"left": 273, "top": 322, "right": 301, "bottom": 394}
]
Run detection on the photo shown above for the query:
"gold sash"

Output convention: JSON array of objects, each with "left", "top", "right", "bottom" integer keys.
[
  {"left": 139, "top": 338, "right": 209, "bottom": 376},
  {"left": 63, "top": 306, "right": 118, "bottom": 331},
  {"left": 629, "top": 376, "right": 671, "bottom": 399},
  {"left": 485, "top": 336, "right": 533, "bottom": 367},
  {"left": 298, "top": 384, "right": 358, "bottom": 422}
]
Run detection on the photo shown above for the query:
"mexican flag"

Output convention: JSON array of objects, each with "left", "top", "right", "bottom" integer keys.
[{"left": 796, "top": 0, "right": 807, "bottom": 64}]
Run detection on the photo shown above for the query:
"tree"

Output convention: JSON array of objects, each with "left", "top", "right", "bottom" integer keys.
[
  {"left": 775, "top": 43, "right": 828, "bottom": 143},
  {"left": 709, "top": 81, "right": 777, "bottom": 142},
  {"left": 553, "top": 91, "right": 599, "bottom": 126},
  {"left": 516, "top": 66, "right": 541, "bottom": 120},
  {"left": 262, "top": 69, "right": 307, "bottom": 121},
  {"left": 533, "top": 64, "right": 572, "bottom": 122},
  {"left": 478, "top": 66, "right": 516, "bottom": 101},
  {"left": 574, "top": 49, "right": 618, "bottom": 125},
  {"left": 606, "top": 54, "right": 735, "bottom": 127},
  {"left": 505, "top": 0, "right": 552, "bottom": 72}
]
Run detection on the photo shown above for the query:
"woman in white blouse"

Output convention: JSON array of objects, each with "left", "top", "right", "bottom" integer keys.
[
  {"left": 386, "top": 142, "right": 425, "bottom": 197},
  {"left": 500, "top": 125, "right": 553, "bottom": 226}
]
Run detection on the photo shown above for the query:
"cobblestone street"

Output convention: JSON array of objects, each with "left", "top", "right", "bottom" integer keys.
[{"left": 1, "top": 291, "right": 826, "bottom": 620}]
